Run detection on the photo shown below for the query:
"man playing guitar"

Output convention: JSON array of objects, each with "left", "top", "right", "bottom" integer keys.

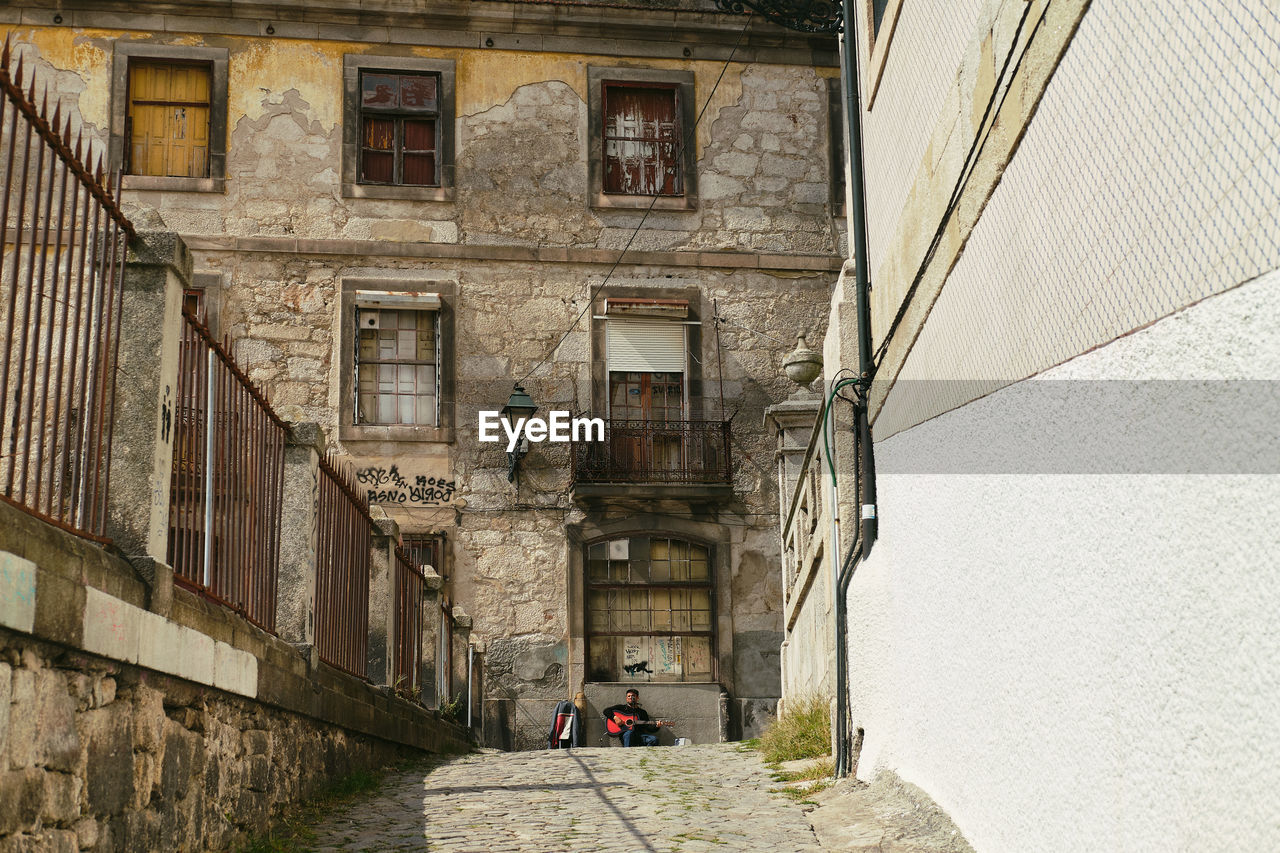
[{"left": 603, "top": 688, "right": 670, "bottom": 747}]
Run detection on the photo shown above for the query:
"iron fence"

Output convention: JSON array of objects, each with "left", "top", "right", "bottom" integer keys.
[
  {"left": 570, "top": 419, "right": 732, "bottom": 484},
  {"left": 167, "top": 309, "right": 286, "bottom": 631},
  {"left": 393, "top": 545, "right": 426, "bottom": 695},
  {"left": 0, "top": 40, "right": 135, "bottom": 541},
  {"left": 315, "top": 452, "right": 373, "bottom": 678}
]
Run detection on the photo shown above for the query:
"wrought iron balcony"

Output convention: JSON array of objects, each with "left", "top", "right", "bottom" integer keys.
[{"left": 570, "top": 419, "right": 733, "bottom": 486}]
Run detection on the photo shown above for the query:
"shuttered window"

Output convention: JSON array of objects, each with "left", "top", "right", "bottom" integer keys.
[
  {"left": 359, "top": 71, "right": 441, "bottom": 187},
  {"left": 127, "top": 61, "right": 211, "bottom": 178},
  {"left": 606, "top": 319, "right": 686, "bottom": 373},
  {"left": 602, "top": 83, "right": 682, "bottom": 196}
]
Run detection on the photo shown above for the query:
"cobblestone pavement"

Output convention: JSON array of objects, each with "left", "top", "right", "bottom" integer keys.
[{"left": 307, "top": 744, "right": 826, "bottom": 852}]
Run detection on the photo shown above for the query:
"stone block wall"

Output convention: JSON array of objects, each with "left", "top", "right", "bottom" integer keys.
[
  {"left": 0, "top": 630, "right": 413, "bottom": 852},
  {"left": 0, "top": 495, "right": 468, "bottom": 852}
]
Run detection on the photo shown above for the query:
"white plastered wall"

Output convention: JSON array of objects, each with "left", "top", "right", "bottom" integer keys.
[{"left": 847, "top": 268, "right": 1280, "bottom": 852}]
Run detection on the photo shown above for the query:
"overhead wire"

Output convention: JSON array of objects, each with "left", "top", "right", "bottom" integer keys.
[{"left": 516, "top": 11, "right": 756, "bottom": 387}]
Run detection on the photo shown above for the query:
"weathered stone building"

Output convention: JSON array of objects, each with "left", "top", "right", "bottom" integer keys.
[{"left": 7, "top": 0, "right": 841, "bottom": 748}]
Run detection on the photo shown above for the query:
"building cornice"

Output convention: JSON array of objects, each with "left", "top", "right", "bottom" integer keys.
[
  {"left": 179, "top": 233, "right": 842, "bottom": 272},
  {"left": 6, "top": 1, "right": 838, "bottom": 66}
]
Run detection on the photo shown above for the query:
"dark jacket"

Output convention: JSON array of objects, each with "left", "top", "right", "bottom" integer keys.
[{"left": 548, "top": 699, "right": 583, "bottom": 748}]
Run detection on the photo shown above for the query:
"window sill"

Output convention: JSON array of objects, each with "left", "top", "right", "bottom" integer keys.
[
  {"left": 339, "top": 424, "right": 455, "bottom": 444},
  {"left": 342, "top": 183, "right": 455, "bottom": 202},
  {"left": 123, "top": 175, "right": 225, "bottom": 193},
  {"left": 591, "top": 193, "right": 696, "bottom": 212}
]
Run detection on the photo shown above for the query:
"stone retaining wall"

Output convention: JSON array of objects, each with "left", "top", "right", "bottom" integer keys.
[{"left": 0, "top": 500, "right": 468, "bottom": 852}]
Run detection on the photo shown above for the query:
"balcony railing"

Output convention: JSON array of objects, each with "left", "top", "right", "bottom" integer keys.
[{"left": 570, "top": 419, "right": 732, "bottom": 485}]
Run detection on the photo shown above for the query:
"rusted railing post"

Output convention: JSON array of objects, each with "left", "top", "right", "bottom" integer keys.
[
  {"left": 367, "top": 508, "right": 399, "bottom": 687},
  {"left": 277, "top": 421, "right": 323, "bottom": 648},
  {"left": 420, "top": 566, "right": 442, "bottom": 708},
  {"left": 107, "top": 232, "right": 189, "bottom": 559}
]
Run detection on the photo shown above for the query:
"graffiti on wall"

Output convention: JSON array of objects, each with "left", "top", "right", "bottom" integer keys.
[{"left": 355, "top": 465, "right": 457, "bottom": 506}]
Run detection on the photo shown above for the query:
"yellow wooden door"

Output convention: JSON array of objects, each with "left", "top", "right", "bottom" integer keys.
[{"left": 129, "top": 62, "right": 210, "bottom": 178}]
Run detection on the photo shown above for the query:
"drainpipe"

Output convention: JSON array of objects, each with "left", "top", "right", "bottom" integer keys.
[{"left": 834, "top": 0, "right": 878, "bottom": 777}]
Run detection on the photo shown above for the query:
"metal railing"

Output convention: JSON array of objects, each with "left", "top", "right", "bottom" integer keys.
[
  {"left": 0, "top": 40, "right": 135, "bottom": 541},
  {"left": 315, "top": 452, "right": 373, "bottom": 678},
  {"left": 167, "top": 309, "right": 287, "bottom": 631},
  {"left": 393, "top": 545, "right": 426, "bottom": 694},
  {"left": 570, "top": 419, "right": 733, "bottom": 485}
]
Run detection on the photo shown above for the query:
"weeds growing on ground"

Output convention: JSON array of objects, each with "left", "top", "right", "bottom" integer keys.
[
  {"left": 756, "top": 695, "right": 831, "bottom": 765},
  {"left": 238, "top": 761, "right": 429, "bottom": 853},
  {"left": 770, "top": 757, "right": 835, "bottom": 782}
]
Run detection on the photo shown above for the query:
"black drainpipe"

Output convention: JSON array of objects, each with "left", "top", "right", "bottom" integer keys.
[{"left": 834, "top": 0, "right": 878, "bottom": 778}]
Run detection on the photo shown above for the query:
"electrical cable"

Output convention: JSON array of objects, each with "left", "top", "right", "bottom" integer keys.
[{"left": 516, "top": 12, "right": 756, "bottom": 386}]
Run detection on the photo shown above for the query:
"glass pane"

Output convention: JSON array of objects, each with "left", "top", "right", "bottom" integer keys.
[
  {"left": 689, "top": 544, "right": 709, "bottom": 580},
  {"left": 397, "top": 364, "right": 416, "bottom": 394},
  {"left": 398, "top": 394, "right": 415, "bottom": 424},
  {"left": 397, "top": 328, "right": 416, "bottom": 359},
  {"left": 651, "top": 589, "right": 671, "bottom": 630},
  {"left": 362, "top": 117, "right": 395, "bottom": 151},
  {"left": 588, "top": 558, "right": 609, "bottom": 581},
  {"left": 415, "top": 393, "right": 434, "bottom": 426},
  {"left": 358, "top": 327, "right": 377, "bottom": 360},
  {"left": 400, "top": 75, "right": 438, "bottom": 111},
  {"left": 377, "top": 363, "right": 396, "bottom": 393},
  {"left": 589, "top": 542, "right": 607, "bottom": 561},
  {"left": 683, "top": 636, "right": 712, "bottom": 680},
  {"left": 416, "top": 364, "right": 435, "bottom": 391},
  {"left": 404, "top": 119, "right": 436, "bottom": 151},
  {"left": 362, "top": 74, "right": 399, "bottom": 108},
  {"left": 588, "top": 637, "right": 619, "bottom": 682},
  {"left": 357, "top": 392, "right": 376, "bottom": 423},
  {"left": 361, "top": 150, "right": 393, "bottom": 183},
  {"left": 377, "top": 393, "right": 395, "bottom": 424},
  {"left": 402, "top": 153, "right": 437, "bottom": 187}
]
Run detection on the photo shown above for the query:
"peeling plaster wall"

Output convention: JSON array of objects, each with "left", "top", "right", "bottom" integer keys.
[{"left": 13, "top": 30, "right": 843, "bottom": 253}]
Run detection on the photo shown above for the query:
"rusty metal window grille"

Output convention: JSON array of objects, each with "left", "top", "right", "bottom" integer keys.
[
  {"left": 393, "top": 544, "right": 426, "bottom": 695},
  {"left": 355, "top": 307, "right": 438, "bottom": 426},
  {"left": 126, "top": 60, "right": 211, "bottom": 178},
  {"left": 402, "top": 532, "right": 445, "bottom": 579},
  {"left": 585, "top": 536, "right": 715, "bottom": 683},
  {"left": 167, "top": 310, "right": 287, "bottom": 631},
  {"left": 602, "top": 82, "right": 682, "bottom": 196},
  {"left": 0, "top": 41, "right": 135, "bottom": 542},
  {"left": 358, "top": 70, "right": 440, "bottom": 187}
]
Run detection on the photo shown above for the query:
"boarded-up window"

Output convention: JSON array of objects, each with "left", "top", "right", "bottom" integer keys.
[
  {"left": 359, "top": 71, "right": 440, "bottom": 187},
  {"left": 355, "top": 308, "right": 438, "bottom": 425},
  {"left": 602, "top": 83, "right": 682, "bottom": 196},
  {"left": 586, "top": 536, "right": 715, "bottom": 683},
  {"left": 127, "top": 61, "right": 211, "bottom": 178}
]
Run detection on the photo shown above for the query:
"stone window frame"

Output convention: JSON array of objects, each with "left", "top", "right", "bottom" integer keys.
[
  {"left": 342, "top": 55, "right": 456, "bottom": 202},
  {"left": 587, "top": 66, "right": 698, "bottom": 212},
  {"left": 589, "top": 285, "right": 704, "bottom": 418},
  {"left": 863, "top": 0, "right": 905, "bottom": 110},
  {"left": 338, "top": 276, "right": 456, "bottom": 445},
  {"left": 109, "top": 42, "right": 228, "bottom": 193},
  {"left": 581, "top": 532, "right": 719, "bottom": 684}
]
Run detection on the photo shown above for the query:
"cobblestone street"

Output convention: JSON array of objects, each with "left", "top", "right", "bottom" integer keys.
[{"left": 307, "top": 745, "right": 825, "bottom": 852}]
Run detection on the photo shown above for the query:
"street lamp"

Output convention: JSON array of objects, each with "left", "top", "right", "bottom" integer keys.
[{"left": 500, "top": 383, "right": 538, "bottom": 482}]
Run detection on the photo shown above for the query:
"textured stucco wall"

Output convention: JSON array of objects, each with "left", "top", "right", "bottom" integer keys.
[
  {"left": 871, "top": 0, "right": 1280, "bottom": 437},
  {"left": 847, "top": 269, "right": 1280, "bottom": 852}
]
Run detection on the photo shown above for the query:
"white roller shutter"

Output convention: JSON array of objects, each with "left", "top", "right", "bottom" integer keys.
[{"left": 606, "top": 319, "right": 686, "bottom": 373}]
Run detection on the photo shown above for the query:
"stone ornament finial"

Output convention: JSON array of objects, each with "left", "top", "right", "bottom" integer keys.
[{"left": 783, "top": 333, "right": 822, "bottom": 387}]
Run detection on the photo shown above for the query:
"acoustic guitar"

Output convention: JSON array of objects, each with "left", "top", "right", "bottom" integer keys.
[{"left": 606, "top": 712, "right": 674, "bottom": 736}]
